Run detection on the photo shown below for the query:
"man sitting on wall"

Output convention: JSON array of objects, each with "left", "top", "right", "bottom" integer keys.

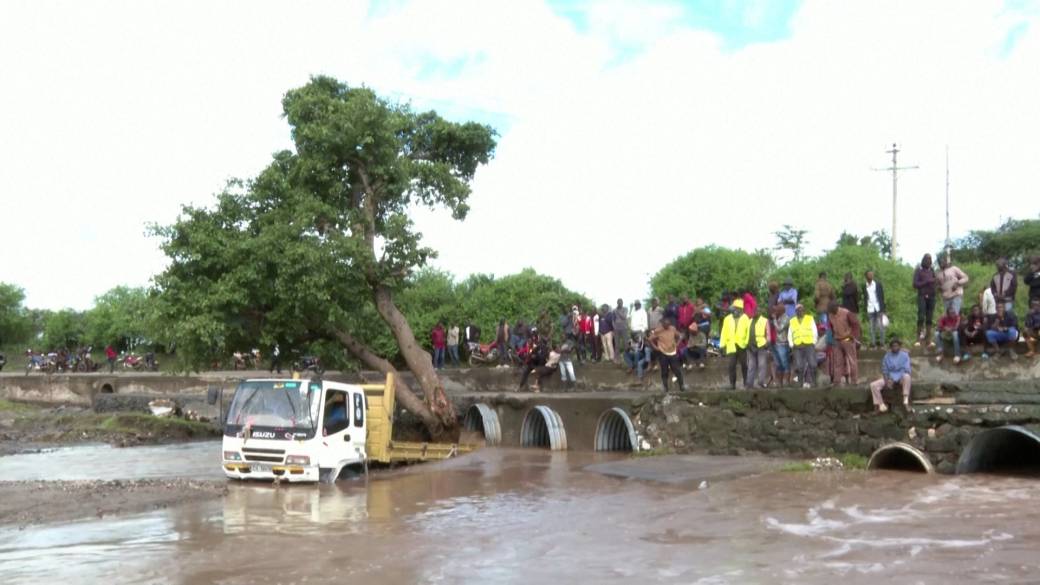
[
  {"left": 869, "top": 339, "right": 912, "bottom": 413},
  {"left": 985, "top": 303, "right": 1019, "bottom": 358},
  {"left": 935, "top": 306, "right": 962, "bottom": 364}
]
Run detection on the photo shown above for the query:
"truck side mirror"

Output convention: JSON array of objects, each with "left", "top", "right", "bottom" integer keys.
[{"left": 207, "top": 386, "right": 221, "bottom": 405}]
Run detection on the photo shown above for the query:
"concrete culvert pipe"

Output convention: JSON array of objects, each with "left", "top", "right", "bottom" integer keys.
[
  {"left": 595, "top": 407, "right": 639, "bottom": 452},
  {"left": 520, "top": 406, "right": 567, "bottom": 450},
  {"left": 956, "top": 425, "right": 1040, "bottom": 475},
  {"left": 867, "top": 442, "right": 933, "bottom": 473},
  {"left": 463, "top": 403, "right": 502, "bottom": 446}
]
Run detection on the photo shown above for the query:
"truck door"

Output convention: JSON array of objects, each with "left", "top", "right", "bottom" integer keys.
[
  {"left": 318, "top": 387, "right": 353, "bottom": 470},
  {"left": 350, "top": 389, "right": 366, "bottom": 458}
]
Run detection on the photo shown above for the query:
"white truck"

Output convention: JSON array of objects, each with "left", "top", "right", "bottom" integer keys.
[{"left": 220, "top": 373, "right": 469, "bottom": 483}]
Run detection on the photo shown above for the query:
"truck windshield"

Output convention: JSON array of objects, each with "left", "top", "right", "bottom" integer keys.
[{"left": 226, "top": 380, "right": 320, "bottom": 429}]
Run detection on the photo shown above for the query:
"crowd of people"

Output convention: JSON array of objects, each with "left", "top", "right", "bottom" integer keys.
[{"left": 428, "top": 255, "right": 1040, "bottom": 409}]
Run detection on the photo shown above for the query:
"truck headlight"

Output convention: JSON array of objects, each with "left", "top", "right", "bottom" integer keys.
[
  {"left": 285, "top": 455, "right": 310, "bottom": 466},
  {"left": 223, "top": 451, "right": 242, "bottom": 461}
]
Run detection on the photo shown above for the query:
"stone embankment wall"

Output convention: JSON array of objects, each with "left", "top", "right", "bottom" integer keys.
[
  {"left": 3, "top": 350, "right": 1039, "bottom": 473},
  {"left": 633, "top": 381, "right": 1040, "bottom": 474}
]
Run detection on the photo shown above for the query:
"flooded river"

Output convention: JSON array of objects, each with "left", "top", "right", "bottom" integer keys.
[{"left": 2, "top": 445, "right": 1040, "bottom": 584}]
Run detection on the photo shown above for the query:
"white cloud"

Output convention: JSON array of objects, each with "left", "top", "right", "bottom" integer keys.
[{"left": 1, "top": 0, "right": 1038, "bottom": 310}]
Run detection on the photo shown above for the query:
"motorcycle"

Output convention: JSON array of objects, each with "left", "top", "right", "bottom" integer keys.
[
  {"left": 123, "top": 354, "right": 145, "bottom": 371},
  {"left": 232, "top": 351, "right": 255, "bottom": 371},
  {"left": 467, "top": 341, "right": 514, "bottom": 366},
  {"left": 74, "top": 349, "right": 97, "bottom": 368},
  {"left": 24, "top": 351, "right": 55, "bottom": 375},
  {"left": 74, "top": 349, "right": 97, "bottom": 372},
  {"left": 293, "top": 355, "right": 324, "bottom": 375}
]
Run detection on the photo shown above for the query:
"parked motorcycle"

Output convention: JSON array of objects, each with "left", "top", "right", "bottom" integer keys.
[
  {"left": 467, "top": 341, "right": 514, "bottom": 366},
  {"left": 293, "top": 355, "right": 324, "bottom": 375},
  {"left": 73, "top": 347, "right": 97, "bottom": 372},
  {"left": 232, "top": 351, "right": 255, "bottom": 371},
  {"left": 24, "top": 351, "right": 55, "bottom": 375},
  {"left": 122, "top": 353, "right": 145, "bottom": 371}
]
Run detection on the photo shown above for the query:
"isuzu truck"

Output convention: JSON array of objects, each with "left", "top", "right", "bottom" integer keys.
[{"left": 221, "top": 373, "right": 469, "bottom": 483}]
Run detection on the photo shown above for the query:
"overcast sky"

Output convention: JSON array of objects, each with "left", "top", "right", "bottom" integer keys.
[{"left": 2, "top": 0, "right": 1039, "bottom": 310}]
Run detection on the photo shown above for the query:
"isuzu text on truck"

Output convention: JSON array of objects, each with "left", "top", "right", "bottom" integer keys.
[{"left": 220, "top": 373, "right": 470, "bottom": 483}]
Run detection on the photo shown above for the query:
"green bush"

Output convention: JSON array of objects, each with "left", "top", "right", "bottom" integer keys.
[
  {"left": 397, "top": 267, "right": 593, "bottom": 349},
  {"left": 650, "top": 246, "right": 775, "bottom": 306},
  {"left": 769, "top": 244, "right": 917, "bottom": 342}
]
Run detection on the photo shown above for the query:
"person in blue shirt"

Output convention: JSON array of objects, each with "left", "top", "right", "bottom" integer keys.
[
  {"left": 777, "top": 277, "right": 799, "bottom": 318},
  {"left": 869, "top": 339, "right": 912, "bottom": 413}
]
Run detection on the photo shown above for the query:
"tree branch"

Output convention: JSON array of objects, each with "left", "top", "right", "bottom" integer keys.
[{"left": 330, "top": 326, "right": 450, "bottom": 441}]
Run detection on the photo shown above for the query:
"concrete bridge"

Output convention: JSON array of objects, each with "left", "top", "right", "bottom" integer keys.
[{"left": 3, "top": 350, "right": 1040, "bottom": 475}]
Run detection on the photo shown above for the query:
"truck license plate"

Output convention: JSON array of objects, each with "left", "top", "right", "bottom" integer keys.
[{"left": 249, "top": 464, "right": 272, "bottom": 473}]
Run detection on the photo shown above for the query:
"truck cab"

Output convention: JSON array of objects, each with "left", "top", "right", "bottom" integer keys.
[{"left": 222, "top": 378, "right": 368, "bottom": 483}]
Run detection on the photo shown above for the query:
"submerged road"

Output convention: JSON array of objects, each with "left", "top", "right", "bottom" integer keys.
[{"left": 2, "top": 444, "right": 1040, "bottom": 584}]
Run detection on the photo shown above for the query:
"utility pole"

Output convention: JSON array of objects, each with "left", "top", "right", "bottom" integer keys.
[
  {"left": 944, "top": 145, "right": 951, "bottom": 263},
  {"left": 873, "top": 143, "right": 918, "bottom": 260}
]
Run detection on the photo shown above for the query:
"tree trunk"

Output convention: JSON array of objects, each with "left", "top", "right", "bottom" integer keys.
[
  {"left": 331, "top": 327, "right": 453, "bottom": 441},
  {"left": 372, "top": 285, "right": 457, "bottom": 432}
]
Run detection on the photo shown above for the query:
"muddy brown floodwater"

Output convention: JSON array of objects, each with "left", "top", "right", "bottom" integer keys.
[{"left": 2, "top": 446, "right": 1040, "bottom": 584}]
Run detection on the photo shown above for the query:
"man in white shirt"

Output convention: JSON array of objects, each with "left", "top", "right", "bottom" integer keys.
[
  {"left": 629, "top": 300, "right": 649, "bottom": 340},
  {"left": 863, "top": 270, "right": 887, "bottom": 349}
]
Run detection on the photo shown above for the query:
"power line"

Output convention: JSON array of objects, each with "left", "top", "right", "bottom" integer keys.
[
  {"left": 945, "top": 145, "right": 951, "bottom": 262},
  {"left": 872, "top": 143, "right": 918, "bottom": 260}
]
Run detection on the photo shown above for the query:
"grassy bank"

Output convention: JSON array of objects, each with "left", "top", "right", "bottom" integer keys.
[
  {"left": 781, "top": 453, "right": 869, "bottom": 472},
  {"left": 2, "top": 401, "right": 219, "bottom": 451}
]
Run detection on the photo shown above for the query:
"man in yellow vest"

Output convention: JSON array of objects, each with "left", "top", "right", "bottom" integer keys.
[
  {"left": 747, "top": 305, "right": 772, "bottom": 388},
  {"left": 720, "top": 299, "right": 751, "bottom": 389},
  {"left": 787, "top": 304, "right": 819, "bottom": 388}
]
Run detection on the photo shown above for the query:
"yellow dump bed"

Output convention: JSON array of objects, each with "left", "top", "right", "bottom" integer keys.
[{"left": 360, "top": 372, "right": 472, "bottom": 464}]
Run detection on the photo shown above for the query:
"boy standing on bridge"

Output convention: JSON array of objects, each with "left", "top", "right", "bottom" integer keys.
[
  {"left": 105, "top": 344, "right": 117, "bottom": 373},
  {"left": 870, "top": 339, "right": 912, "bottom": 413},
  {"left": 648, "top": 317, "right": 684, "bottom": 392}
]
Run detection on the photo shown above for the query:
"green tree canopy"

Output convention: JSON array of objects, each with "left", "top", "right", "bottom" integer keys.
[
  {"left": 457, "top": 269, "right": 592, "bottom": 345},
  {"left": 84, "top": 287, "right": 156, "bottom": 352},
  {"left": 950, "top": 217, "right": 1040, "bottom": 267},
  {"left": 650, "top": 246, "right": 775, "bottom": 305},
  {"left": 769, "top": 242, "right": 915, "bottom": 340},
  {"left": 0, "top": 282, "right": 33, "bottom": 348},
  {"left": 397, "top": 267, "right": 593, "bottom": 349},
  {"left": 153, "top": 76, "right": 496, "bottom": 438},
  {"left": 773, "top": 225, "right": 809, "bottom": 262},
  {"left": 40, "top": 309, "right": 85, "bottom": 350}
]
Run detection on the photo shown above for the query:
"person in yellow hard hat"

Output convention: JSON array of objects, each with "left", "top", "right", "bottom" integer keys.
[{"left": 720, "top": 299, "right": 751, "bottom": 389}]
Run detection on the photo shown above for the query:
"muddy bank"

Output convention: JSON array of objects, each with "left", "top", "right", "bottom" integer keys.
[
  {"left": 0, "top": 400, "right": 219, "bottom": 455},
  {"left": 0, "top": 479, "right": 227, "bottom": 528}
]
